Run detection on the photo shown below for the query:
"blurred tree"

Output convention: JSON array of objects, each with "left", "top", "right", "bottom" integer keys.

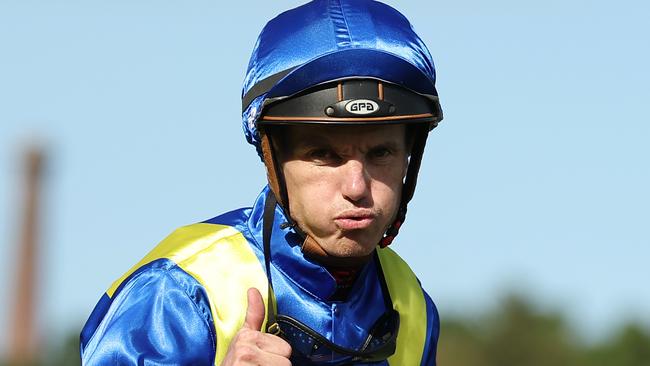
[
  {"left": 481, "top": 294, "right": 581, "bottom": 366},
  {"left": 584, "top": 323, "right": 650, "bottom": 366},
  {"left": 437, "top": 293, "right": 581, "bottom": 366},
  {"left": 48, "top": 331, "right": 81, "bottom": 366},
  {"left": 0, "top": 329, "right": 79, "bottom": 366},
  {"left": 437, "top": 317, "right": 490, "bottom": 366}
]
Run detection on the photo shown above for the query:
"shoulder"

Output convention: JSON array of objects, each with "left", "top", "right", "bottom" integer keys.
[
  {"left": 376, "top": 247, "right": 418, "bottom": 281},
  {"left": 81, "top": 210, "right": 268, "bottom": 365},
  {"left": 81, "top": 259, "right": 216, "bottom": 364},
  {"left": 377, "top": 248, "right": 440, "bottom": 365},
  {"left": 81, "top": 210, "right": 253, "bottom": 364},
  {"left": 107, "top": 210, "right": 252, "bottom": 298}
]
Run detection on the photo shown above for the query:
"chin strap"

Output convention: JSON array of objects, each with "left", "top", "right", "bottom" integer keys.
[
  {"left": 379, "top": 206, "right": 406, "bottom": 248},
  {"left": 260, "top": 130, "right": 287, "bottom": 209}
]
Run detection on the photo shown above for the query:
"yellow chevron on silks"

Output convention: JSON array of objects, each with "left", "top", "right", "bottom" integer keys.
[
  {"left": 106, "top": 223, "right": 427, "bottom": 365},
  {"left": 378, "top": 247, "right": 428, "bottom": 365},
  {"left": 106, "top": 223, "right": 270, "bottom": 366}
]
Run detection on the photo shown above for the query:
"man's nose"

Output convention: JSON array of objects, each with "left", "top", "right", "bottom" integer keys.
[{"left": 340, "top": 159, "right": 371, "bottom": 203}]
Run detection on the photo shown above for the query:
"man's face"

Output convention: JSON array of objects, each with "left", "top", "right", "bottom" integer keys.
[{"left": 278, "top": 124, "right": 409, "bottom": 258}]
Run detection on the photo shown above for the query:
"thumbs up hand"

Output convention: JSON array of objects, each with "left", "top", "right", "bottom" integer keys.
[
  {"left": 242, "top": 286, "right": 267, "bottom": 331},
  {"left": 221, "top": 288, "right": 292, "bottom": 365}
]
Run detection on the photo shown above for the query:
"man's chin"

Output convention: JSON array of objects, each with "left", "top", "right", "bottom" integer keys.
[{"left": 326, "top": 235, "right": 378, "bottom": 258}]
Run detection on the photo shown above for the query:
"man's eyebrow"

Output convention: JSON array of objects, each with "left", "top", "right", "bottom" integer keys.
[
  {"left": 373, "top": 140, "right": 401, "bottom": 150},
  {"left": 291, "top": 134, "right": 329, "bottom": 148}
]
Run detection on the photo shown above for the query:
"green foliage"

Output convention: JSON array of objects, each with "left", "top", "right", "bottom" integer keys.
[
  {"left": 583, "top": 323, "right": 650, "bottom": 366},
  {"left": 438, "top": 293, "right": 650, "bottom": 366},
  {"left": 0, "top": 331, "right": 81, "bottom": 366},
  {"left": 48, "top": 332, "right": 82, "bottom": 366}
]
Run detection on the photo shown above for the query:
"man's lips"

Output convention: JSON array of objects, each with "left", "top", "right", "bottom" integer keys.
[{"left": 334, "top": 210, "right": 377, "bottom": 230}]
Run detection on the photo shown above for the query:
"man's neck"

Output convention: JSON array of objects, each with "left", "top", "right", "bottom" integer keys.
[{"left": 301, "top": 235, "right": 372, "bottom": 301}]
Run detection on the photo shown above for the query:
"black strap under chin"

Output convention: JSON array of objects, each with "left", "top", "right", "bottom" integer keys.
[{"left": 263, "top": 190, "right": 279, "bottom": 333}]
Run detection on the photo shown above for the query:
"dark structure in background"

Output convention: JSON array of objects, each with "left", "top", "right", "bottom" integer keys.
[{"left": 6, "top": 147, "right": 43, "bottom": 365}]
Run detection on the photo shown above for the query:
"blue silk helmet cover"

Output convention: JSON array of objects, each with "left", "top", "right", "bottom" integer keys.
[{"left": 241, "top": 0, "right": 440, "bottom": 157}]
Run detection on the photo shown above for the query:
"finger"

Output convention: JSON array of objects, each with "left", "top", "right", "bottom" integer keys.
[
  {"left": 254, "top": 333, "right": 292, "bottom": 358},
  {"left": 258, "top": 351, "right": 293, "bottom": 366},
  {"left": 243, "top": 287, "right": 265, "bottom": 331},
  {"left": 223, "top": 338, "right": 291, "bottom": 366}
]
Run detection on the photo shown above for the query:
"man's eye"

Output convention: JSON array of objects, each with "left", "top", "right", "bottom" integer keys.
[
  {"left": 369, "top": 147, "right": 392, "bottom": 159},
  {"left": 308, "top": 149, "right": 338, "bottom": 162}
]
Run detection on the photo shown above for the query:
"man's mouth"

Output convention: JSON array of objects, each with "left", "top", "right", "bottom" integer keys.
[{"left": 334, "top": 210, "right": 376, "bottom": 230}]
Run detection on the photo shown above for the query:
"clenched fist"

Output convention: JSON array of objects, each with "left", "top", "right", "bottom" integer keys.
[{"left": 221, "top": 288, "right": 292, "bottom": 365}]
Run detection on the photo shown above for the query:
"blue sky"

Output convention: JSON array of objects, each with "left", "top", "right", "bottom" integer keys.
[{"left": 1, "top": 0, "right": 648, "bottom": 352}]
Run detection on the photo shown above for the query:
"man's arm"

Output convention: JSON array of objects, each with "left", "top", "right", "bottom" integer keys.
[{"left": 81, "top": 264, "right": 216, "bottom": 365}]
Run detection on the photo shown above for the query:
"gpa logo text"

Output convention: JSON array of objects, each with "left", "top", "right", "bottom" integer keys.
[{"left": 345, "top": 99, "right": 379, "bottom": 115}]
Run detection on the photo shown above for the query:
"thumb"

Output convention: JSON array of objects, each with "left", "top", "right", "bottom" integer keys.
[{"left": 243, "top": 287, "right": 265, "bottom": 331}]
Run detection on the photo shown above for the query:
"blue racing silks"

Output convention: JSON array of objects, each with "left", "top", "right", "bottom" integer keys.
[{"left": 80, "top": 187, "right": 440, "bottom": 365}]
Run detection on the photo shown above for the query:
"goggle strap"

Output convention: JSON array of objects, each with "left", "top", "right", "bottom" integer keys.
[{"left": 276, "top": 314, "right": 397, "bottom": 358}]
